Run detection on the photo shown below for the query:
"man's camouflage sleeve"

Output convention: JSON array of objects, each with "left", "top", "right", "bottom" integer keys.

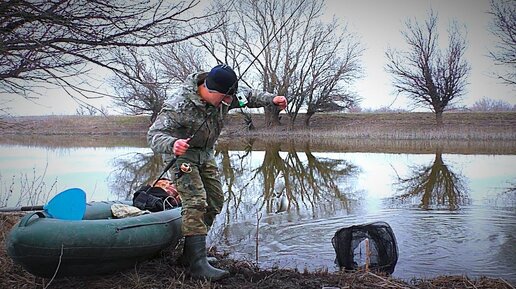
[
  {"left": 147, "top": 108, "right": 182, "bottom": 155},
  {"left": 233, "top": 87, "right": 275, "bottom": 109}
]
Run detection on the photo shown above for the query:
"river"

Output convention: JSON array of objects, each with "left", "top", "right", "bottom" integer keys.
[{"left": 0, "top": 138, "right": 514, "bottom": 283}]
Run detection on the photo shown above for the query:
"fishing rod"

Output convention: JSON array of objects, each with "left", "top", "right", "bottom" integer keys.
[{"left": 149, "top": 0, "right": 306, "bottom": 187}]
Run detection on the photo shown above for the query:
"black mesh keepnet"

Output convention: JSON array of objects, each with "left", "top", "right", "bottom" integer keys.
[{"left": 332, "top": 221, "right": 398, "bottom": 274}]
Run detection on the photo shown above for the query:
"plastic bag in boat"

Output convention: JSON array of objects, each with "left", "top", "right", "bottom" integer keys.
[{"left": 111, "top": 203, "right": 149, "bottom": 218}]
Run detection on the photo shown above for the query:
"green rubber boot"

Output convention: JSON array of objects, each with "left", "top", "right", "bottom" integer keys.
[
  {"left": 183, "top": 235, "right": 229, "bottom": 281},
  {"left": 177, "top": 253, "right": 217, "bottom": 267}
]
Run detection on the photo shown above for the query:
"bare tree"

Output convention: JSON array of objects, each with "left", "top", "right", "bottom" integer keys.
[
  {"left": 197, "top": 4, "right": 243, "bottom": 70},
  {"left": 200, "top": 0, "right": 362, "bottom": 127},
  {"left": 488, "top": 0, "right": 516, "bottom": 86},
  {"left": 0, "top": 0, "right": 222, "bottom": 104},
  {"left": 239, "top": 0, "right": 309, "bottom": 127},
  {"left": 198, "top": 0, "right": 299, "bottom": 127},
  {"left": 470, "top": 97, "right": 515, "bottom": 112},
  {"left": 386, "top": 12, "right": 470, "bottom": 126},
  {"left": 109, "top": 49, "right": 167, "bottom": 123},
  {"left": 110, "top": 42, "right": 206, "bottom": 122},
  {"left": 156, "top": 43, "right": 206, "bottom": 83},
  {"left": 108, "top": 0, "right": 362, "bottom": 126},
  {"left": 75, "top": 104, "right": 108, "bottom": 116},
  {"left": 291, "top": 19, "right": 362, "bottom": 127}
]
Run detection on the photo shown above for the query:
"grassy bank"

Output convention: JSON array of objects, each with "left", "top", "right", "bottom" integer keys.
[
  {"left": 0, "top": 115, "right": 150, "bottom": 136},
  {"left": 1, "top": 112, "right": 515, "bottom": 154},
  {"left": 1, "top": 112, "right": 515, "bottom": 141},
  {"left": 225, "top": 112, "right": 516, "bottom": 141}
]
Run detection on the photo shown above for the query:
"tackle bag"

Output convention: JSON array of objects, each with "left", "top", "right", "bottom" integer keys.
[
  {"left": 132, "top": 179, "right": 181, "bottom": 212},
  {"left": 332, "top": 221, "right": 398, "bottom": 274}
]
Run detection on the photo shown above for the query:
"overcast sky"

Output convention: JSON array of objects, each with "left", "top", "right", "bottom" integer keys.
[
  {"left": 3, "top": 0, "right": 514, "bottom": 116},
  {"left": 326, "top": 0, "right": 514, "bottom": 110}
]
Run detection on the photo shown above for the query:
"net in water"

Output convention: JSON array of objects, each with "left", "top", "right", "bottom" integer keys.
[{"left": 332, "top": 221, "right": 398, "bottom": 274}]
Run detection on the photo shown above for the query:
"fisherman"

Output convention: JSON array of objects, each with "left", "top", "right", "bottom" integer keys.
[{"left": 147, "top": 64, "right": 287, "bottom": 280}]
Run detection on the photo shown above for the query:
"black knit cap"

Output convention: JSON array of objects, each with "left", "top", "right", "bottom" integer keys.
[{"left": 205, "top": 64, "right": 238, "bottom": 95}]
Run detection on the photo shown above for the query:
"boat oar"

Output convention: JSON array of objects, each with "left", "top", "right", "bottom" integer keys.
[{"left": 0, "top": 188, "right": 86, "bottom": 220}]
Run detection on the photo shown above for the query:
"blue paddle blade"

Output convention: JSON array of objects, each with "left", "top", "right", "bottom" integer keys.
[{"left": 43, "top": 188, "right": 86, "bottom": 220}]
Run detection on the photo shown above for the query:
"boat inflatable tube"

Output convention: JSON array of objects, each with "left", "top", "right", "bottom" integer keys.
[{"left": 6, "top": 201, "right": 182, "bottom": 278}]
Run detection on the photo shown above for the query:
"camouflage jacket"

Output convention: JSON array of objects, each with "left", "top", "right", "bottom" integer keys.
[{"left": 147, "top": 72, "right": 275, "bottom": 158}]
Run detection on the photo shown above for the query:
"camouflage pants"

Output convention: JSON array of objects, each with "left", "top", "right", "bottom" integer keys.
[{"left": 172, "top": 148, "right": 224, "bottom": 236}]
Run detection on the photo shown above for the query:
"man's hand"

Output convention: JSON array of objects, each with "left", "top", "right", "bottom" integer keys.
[
  {"left": 273, "top": 96, "right": 287, "bottom": 110},
  {"left": 173, "top": 138, "right": 190, "bottom": 156}
]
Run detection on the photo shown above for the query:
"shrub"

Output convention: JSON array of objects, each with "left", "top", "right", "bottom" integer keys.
[{"left": 470, "top": 97, "right": 515, "bottom": 112}]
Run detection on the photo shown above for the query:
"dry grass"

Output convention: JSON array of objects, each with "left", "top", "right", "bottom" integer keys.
[
  {"left": 1, "top": 112, "right": 515, "bottom": 154},
  {"left": 0, "top": 115, "right": 150, "bottom": 135},
  {"left": 217, "top": 137, "right": 516, "bottom": 155},
  {"left": 1, "top": 112, "right": 515, "bottom": 141},
  {"left": 223, "top": 112, "right": 516, "bottom": 141}
]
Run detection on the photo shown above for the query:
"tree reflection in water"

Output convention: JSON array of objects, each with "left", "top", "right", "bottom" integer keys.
[
  {"left": 107, "top": 141, "right": 361, "bottom": 218},
  {"left": 393, "top": 149, "right": 470, "bottom": 210},
  {"left": 217, "top": 140, "right": 361, "bottom": 220},
  {"left": 108, "top": 152, "right": 164, "bottom": 200}
]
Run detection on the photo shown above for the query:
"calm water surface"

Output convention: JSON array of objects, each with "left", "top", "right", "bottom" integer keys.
[{"left": 0, "top": 141, "right": 514, "bottom": 283}]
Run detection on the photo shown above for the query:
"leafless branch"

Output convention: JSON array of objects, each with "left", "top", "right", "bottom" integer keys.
[
  {"left": 386, "top": 11, "right": 470, "bottom": 126},
  {"left": 487, "top": 0, "right": 516, "bottom": 86},
  {"left": 0, "top": 0, "right": 224, "bottom": 104}
]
